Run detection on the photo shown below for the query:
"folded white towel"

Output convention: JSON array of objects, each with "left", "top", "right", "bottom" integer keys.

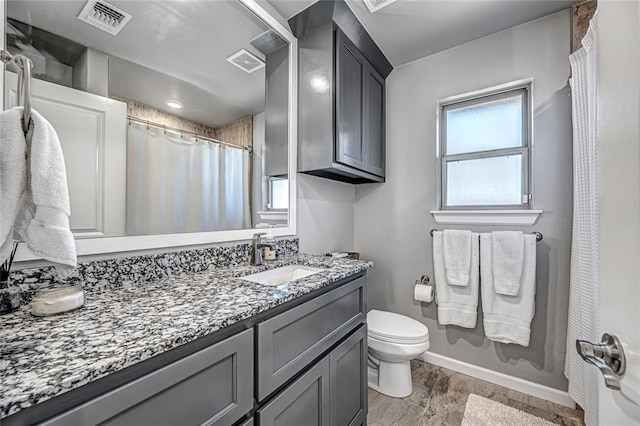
[
  {"left": 12, "top": 108, "right": 77, "bottom": 278},
  {"left": 433, "top": 231, "right": 479, "bottom": 328},
  {"left": 480, "top": 233, "right": 536, "bottom": 346},
  {"left": 0, "top": 108, "right": 27, "bottom": 263},
  {"left": 492, "top": 231, "right": 525, "bottom": 296},
  {"left": 444, "top": 229, "right": 472, "bottom": 286}
]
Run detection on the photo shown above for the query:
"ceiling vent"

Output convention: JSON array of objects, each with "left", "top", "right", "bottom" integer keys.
[
  {"left": 226, "top": 49, "right": 265, "bottom": 74},
  {"left": 78, "top": 0, "right": 132, "bottom": 36},
  {"left": 362, "top": 0, "right": 399, "bottom": 13}
]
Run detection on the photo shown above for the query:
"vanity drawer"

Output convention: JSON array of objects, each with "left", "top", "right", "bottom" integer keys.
[
  {"left": 257, "top": 357, "right": 330, "bottom": 426},
  {"left": 256, "top": 276, "right": 366, "bottom": 400},
  {"left": 41, "top": 329, "right": 254, "bottom": 426}
]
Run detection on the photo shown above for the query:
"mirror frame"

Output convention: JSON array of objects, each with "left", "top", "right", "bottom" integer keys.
[{"left": 1, "top": 0, "right": 298, "bottom": 260}]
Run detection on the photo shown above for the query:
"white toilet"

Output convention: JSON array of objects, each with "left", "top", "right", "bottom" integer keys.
[{"left": 367, "top": 310, "right": 430, "bottom": 398}]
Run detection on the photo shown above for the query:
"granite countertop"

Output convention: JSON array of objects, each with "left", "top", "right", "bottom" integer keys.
[{"left": 0, "top": 254, "right": 373, "bottom": 419}]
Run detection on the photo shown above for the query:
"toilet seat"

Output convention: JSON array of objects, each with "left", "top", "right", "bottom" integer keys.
[{"left": 368, "top": 310, "right": 429, "bottom": 344}]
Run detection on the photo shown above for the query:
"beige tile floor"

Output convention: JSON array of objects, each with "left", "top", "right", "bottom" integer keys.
[{"left": 367, "top": 360, "right": 586, "bottom": 426}]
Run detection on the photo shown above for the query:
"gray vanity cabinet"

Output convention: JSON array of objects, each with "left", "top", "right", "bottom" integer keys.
[
  {"left": 41, "top": 329, "right": 254, "bottom": 426},
  {"left": 257, "top": 325, "right": 367, "bottom": 426},
  {"left": 336, "top": 30, "right": 386, "bottom": 179},
  {"left": 12, "top": 274, "right": 368, "bottom": 426},
  {"left": 256, "top": 276, "right": 366, "bottom": 401}
]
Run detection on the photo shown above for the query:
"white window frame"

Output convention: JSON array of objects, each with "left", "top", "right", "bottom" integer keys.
[
  {"left": 267, "top": 176, "right": 289, "bottom": 210},
  {"left": 436, "top": 79, "right": 533, "bottom": 211}
]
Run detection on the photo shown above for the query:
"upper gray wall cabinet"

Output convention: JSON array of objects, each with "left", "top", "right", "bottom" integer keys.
[
  {"left": 336, "top": 31, "right": 386, "bottom": 178},
  {"left": 292, "top": 0, "right": 392, "bottom": 184}
]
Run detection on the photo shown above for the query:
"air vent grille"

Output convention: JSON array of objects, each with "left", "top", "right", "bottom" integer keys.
[
  {"left": 226, "top": 49, "right": 265, "bottom": 74},
  {"left": 78, "top": 0, "right": 132, "bottom": 36},
  {"left": 363, "top": 0, "right": 399, "bottom": 13}
]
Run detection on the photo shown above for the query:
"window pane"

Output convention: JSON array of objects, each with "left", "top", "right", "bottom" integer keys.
[
  {"left": 446, "top": 155, "right": 523, "bottom": 206},
  {"left": 445, "top": 94, "right": 523, "bottom": 155},
  {"left": 270, "top": 178, "right": 289, "bottom": 209}
]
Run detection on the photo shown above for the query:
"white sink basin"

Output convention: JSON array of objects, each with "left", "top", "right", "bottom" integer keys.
[{"left": 241, "top": 265, "right": 326, "bottom": 286}]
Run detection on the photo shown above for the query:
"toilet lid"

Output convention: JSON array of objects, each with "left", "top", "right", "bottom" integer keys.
[{"left": 367, "top": 310, "right": 429, "bottom": 344}]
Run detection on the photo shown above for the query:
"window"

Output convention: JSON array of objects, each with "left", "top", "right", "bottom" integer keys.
[
  {"left": 438, "top": 81, "right": 531, "bottom": 210},
  {"left": 268, "top": 177, "right": 289, "bottom": 210}
]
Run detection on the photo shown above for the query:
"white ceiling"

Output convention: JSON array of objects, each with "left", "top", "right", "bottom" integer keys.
[
  {"left": 6, "top": 0, "right": 578, "bottom": 127},
  {"left": 267, "top": 0, "right": 578, "bottom": 66},
  {"left": 7, "top": 0, "right": 275, "bottom": 127}
]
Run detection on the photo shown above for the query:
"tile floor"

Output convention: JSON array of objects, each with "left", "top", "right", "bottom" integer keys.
[{"left": 367, "top": 360, "right": 586, "bottom": 426}]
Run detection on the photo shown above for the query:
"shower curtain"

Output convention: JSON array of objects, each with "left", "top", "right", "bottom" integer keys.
[
  {"left": 126, "top": 123, "right": 250, "bottom": 235},
  {"left": 565, "top": 12, "right": 600, "bottom": 426}
]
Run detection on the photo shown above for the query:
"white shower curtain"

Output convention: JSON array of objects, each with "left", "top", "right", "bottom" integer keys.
[
  {"left": 126, "top": 123, "right": 250, "bottom": 235},
  {"left": 565, "top": 12, "right": 600, "bottom": 426}
]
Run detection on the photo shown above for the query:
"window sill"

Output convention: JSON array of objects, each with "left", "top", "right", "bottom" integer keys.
[
  {"left": 430, "top": 210, "right": 543, "bottom": 226},
  {"left": 257, "top": 210, "right": 288, "bottom": 221}
]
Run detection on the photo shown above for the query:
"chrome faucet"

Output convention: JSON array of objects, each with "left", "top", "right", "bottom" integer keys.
[{"left": 251, "top": 233, "right": 277, "bottom": 266}]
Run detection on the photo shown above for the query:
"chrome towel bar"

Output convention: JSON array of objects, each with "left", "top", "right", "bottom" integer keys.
[{"left": 429, "top": 229, "right": 543, "bottom": 242}]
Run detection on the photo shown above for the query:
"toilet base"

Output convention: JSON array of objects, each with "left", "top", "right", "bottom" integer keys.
[{"left": 367, "top": 359, "right": 413, "bottom": 398}]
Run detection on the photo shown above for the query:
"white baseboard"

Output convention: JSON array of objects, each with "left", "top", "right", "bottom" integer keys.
[{"left": 418, "top": 351, "right": 576, "bottom": 408}]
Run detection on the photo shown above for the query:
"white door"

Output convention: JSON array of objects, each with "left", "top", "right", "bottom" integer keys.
[
  {"left": 593, "top": 0, "right": 640, "bottom": 424},
  {"left": 4, "top": 72, "right": 127, "bottom": 239}
]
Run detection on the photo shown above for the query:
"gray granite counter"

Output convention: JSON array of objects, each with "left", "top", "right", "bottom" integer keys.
[{"left": 0, "top": 254, "right": 372, "bottom": 419}]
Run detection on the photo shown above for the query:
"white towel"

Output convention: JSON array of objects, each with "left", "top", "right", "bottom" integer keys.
[
  {"left": 433, "top": 231, "right": 479, "bottom": 328},
  {"left": 0, "top": 108, "right": 27, "bottom": 263},
  {"left": 443, "top": 229, "right": 472, "bottom": 286},
  {"left": 491, "top": 231, "right": 525, "bottom": 296},
  {"left": 480, "top": 233, "right": 536, "bottom": 346},
  {"left": 9, "top": 108, "right": 77, "bottom": 278}
]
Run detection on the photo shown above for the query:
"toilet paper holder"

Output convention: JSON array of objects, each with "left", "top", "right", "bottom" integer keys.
[
  {"left": 414, "top": 275, "right": 434, "bottom": 303},
  {"left": 416, "top": 275, "right": 430, "bottom": 285}
]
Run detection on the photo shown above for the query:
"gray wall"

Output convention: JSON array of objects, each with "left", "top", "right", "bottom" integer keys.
[
  {"left": 298, "top": 173, "right": 355, "bottom": 255},
  {"left": 354, "top": 10, "right": 573, "bottom": 391}
]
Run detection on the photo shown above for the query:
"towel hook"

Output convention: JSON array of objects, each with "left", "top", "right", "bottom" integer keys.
[{"left": 1, "top": 50, "right": 33, "bottom": 134}]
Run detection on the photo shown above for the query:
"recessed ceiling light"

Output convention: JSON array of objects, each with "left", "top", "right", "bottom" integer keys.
[{"left": 165, "top": 100, "right": 183, "bottom": 109}]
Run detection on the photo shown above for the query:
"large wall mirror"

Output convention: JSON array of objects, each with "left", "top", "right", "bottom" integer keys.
[{"left": 1, "top": 0, "right": 297, "bottom": 259}]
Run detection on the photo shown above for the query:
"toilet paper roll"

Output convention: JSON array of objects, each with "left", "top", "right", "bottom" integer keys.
[{"left": 414, "top": 284, "right": 434, "bottom": 303}]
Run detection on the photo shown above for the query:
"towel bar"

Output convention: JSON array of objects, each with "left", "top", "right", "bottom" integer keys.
[{"left": 429, "top": 229, "right": 543, "bottom": 242}]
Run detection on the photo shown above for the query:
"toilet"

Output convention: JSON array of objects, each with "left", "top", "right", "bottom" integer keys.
[{"left": 367, "top": 310, "right": 430, "bottom": 398}]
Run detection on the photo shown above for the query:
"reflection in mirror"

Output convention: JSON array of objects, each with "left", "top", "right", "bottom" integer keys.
[{"left": 4, "top": 0, "right": 289, "bottom": 239}]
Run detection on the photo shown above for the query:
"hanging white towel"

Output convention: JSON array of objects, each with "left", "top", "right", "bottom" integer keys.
[
  {"left": 480, "top": 233, "right": 536, "bottom": 346},
  {"left": 0, "top": 108, "right": 27, "bottom": 263},
  {"left": 433, "top": 231, "right": 479, "bottom": 328},
  {"left": 491, "top": 231, "right": 525, "bottom": 296},
  {"left": 11, "top": 108, "right": 77, "bottom": 278},
  {"left": 443, "top": 229, "right": 472, "bottom": 286}
]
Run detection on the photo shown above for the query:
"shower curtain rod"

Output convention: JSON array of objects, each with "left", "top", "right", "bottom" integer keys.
[
  {"left": 429, "top": 229, "right": 543, "bottom": 242},
  {"left": 127, "top": 116, "right": 251, "bottom": 151}
]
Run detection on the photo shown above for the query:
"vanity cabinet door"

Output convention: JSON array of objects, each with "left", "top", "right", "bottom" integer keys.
[
  {"left": 41, "top": 329, "right": 254, "bottom": 426},
  {"left": 257, "top": 358, "right": 330, "bottom": 426},
  {"left": 329, "top": 325, "right": 368, "bottom": 426},
  {"left": 256, "top": 276, "right": 366, "bottom": 400}
]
